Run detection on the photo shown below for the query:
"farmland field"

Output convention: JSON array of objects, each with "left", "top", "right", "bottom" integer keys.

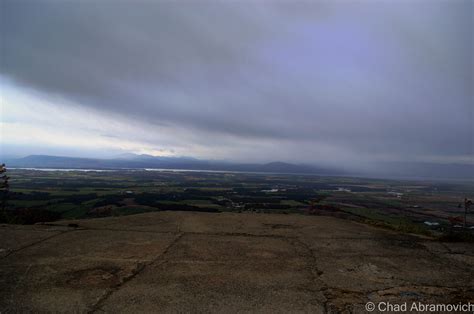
[{"left": 4, "top": 169, "right": 473, "bottom": 237}]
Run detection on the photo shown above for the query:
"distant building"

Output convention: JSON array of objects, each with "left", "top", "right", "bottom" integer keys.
[
  {"left": 388, "top": 191, "right": 403, "bottom": 198},
  {"left": 261, "top": 189, "right": 279, "bottom": 193}
]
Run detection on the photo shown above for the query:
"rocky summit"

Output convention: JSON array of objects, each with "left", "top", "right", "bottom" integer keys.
[{"left": 1, "top": 211, "right": 473, "bottom": 313}]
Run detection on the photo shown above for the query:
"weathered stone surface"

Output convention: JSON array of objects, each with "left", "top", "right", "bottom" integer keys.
[{"left": 1, "top": 212, "right": 473, "bottom": 313}]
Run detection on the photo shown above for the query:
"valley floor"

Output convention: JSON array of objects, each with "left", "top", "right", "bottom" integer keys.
[{"left": 1, "top": 211, "right": 473, "bottom": 313}]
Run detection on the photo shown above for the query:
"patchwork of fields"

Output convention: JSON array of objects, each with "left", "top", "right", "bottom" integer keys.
[{"left": 5, "top": 169, "right": 473, "bottom": 238}]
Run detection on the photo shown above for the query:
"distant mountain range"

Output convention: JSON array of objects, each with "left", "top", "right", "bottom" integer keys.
[
  {"left": 2, "top": 154, "right": 473, "bottom": 180},
  {"left": 3, "top": 154, "right": 342, "bottom": 175}
]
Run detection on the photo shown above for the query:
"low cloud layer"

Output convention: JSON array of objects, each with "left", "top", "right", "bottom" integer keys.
[{"left": 1, "top": 0, "right": 472, "bottom": 167}]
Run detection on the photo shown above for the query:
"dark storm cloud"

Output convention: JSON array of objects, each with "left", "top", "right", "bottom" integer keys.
[{"left": 1, "top": 0, "right": 472, "bottom": 164}]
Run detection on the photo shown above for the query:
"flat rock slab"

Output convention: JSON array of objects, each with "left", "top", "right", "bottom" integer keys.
[
  {"left": 0, "top": 224, "right": 67, "bottom": 258},
  {"left": 1, "top": 212, "right": 473, "bottom": 313},
  {"left": 101, "top": 234, "right": 325, "bottom": 313},
  {"left": 1, "top": 229, "right": 177, "bottom": 312}
]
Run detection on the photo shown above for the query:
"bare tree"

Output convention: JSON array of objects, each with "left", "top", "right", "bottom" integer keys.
[{"left": 0, "top": 164, "right": 9, "bottom": 219}]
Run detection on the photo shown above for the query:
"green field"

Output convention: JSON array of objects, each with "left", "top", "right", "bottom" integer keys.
[{"left": 3, "top": 169, "right": 473, "bottom": 238}]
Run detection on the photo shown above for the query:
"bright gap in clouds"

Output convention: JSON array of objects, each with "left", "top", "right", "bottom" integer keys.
[
  {"left": 1, "top": 80, "right": 355, "bottom": 166},
  {"left": 1, "top": 80, "right": 177, "bottom": 158}
]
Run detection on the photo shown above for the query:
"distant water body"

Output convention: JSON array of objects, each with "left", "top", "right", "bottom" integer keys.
[
  {"left": 10, "top": 167, "right": 114, "bottom": 172},
  {"left": 10, "top": 167, "right": 266, "bottom": 174},
  {"left": 9, "top": 167, "right": 472, "bottom": 182},
  {"left": 9, "top": 167, "right": 321, "bottom": 176}
]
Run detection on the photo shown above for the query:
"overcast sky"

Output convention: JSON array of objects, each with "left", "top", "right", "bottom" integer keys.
[{"left": 1, "top": 0, "right": 472, "bottom": 169}]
